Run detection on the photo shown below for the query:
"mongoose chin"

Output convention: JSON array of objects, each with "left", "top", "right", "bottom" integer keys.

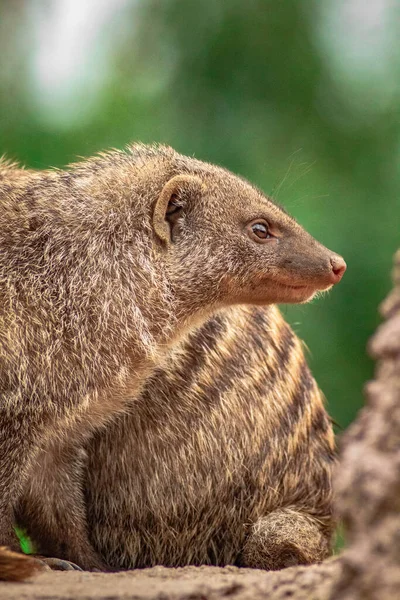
[{"left": 0, "top": 143, "right": 345, "bottom": 578}]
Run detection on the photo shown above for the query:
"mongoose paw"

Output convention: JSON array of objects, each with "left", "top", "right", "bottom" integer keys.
[{"left": 34, "top": 556, "right": 83, "bottom": 571}]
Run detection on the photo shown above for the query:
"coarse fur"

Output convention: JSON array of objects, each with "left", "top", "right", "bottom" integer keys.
[
  {"left": 0, "top": 145, "right": 344, "bottom": 578},
  {"left": 84, "top": 304, "right": 335, "bottom": 570},
  {"left": 18, "top": 305, "right": 335, "bottom": 571},
  {"left": 0, "top": 546, "right": 44, "bottom": 582}
]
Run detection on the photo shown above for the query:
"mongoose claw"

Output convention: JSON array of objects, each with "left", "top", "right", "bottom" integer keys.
[{"left": 35, "top": 556, "right": 83, "bottom": 571}]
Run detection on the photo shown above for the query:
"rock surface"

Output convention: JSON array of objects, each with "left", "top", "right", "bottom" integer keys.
[{"left": 0, "top": 563, "right": 340, "bottom": 600}]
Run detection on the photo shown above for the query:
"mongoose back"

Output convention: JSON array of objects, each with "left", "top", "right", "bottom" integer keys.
[
  {"left": 0, "top": 145, "right": 345, "bottom": 578},
  {"left": 18, "top": 304, "right": 335, "bottom": 571},
  {"left": 86, "top": 306, "right": 335, "bottom": 570}
]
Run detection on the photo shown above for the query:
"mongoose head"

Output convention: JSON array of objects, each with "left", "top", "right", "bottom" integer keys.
[
  {"left": 151, "top": 148, "right": 346, "bottom": 310},
  {"left": 3, "top": 146, "right": 344, "bottom": 333}
]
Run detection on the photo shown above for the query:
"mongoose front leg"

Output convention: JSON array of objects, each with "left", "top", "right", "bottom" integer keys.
[
  {"left": 0, "top": 415, "right": 54, "bottom": 580},
  {"left": 17, "top": 436, "right": 107, "bottom": 571},
  {"left": 241, "top": 509, "right": 331, "bottom": 570},
  {"left": 0, "top": 508, "right": 19, "bottom": 553},
  {"left": 0, "top": 413, "right": 41, "bottom": 551},
  {"left": 1, "top": 407, "right": 104, "bottom": 573}
]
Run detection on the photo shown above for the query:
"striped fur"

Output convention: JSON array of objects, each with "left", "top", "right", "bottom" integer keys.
[{"left": 81, "top": 305, "right": 335, "bottom": 569}]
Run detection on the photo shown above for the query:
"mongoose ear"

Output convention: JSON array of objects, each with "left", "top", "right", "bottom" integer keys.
[{"left": 153, "top": 174, "right": 204, "bottom": 244}]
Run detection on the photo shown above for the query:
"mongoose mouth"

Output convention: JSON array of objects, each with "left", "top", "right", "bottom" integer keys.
[
  {"left": 274, "top": 278, "right": 334, "bottom": 293},
  {"left": 283, "top": 283, "right": 331, "bottom": 292},
  {"left": 250, "top": 276, "right": 334, "bottom": 303},
  {"left": 283, "top": 283, "right": 308, "bottom": 290},
  {"left": 270, "top": 280, "right": 334, "bottom": 304},
  {"left": 273, "top": 281, "right": 323, "bottom": 292}
]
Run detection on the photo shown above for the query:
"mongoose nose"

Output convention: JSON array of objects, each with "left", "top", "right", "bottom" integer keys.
[{"left": 330, "top": 255, "right": 347, "bottom": 283}]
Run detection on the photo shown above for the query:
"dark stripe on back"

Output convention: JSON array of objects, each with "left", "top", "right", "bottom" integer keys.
[
  {"left": 249, "top": 311, "right": 295, "bottom": 394},
  {"left": 195, "top": 340, "right": 248, "bottom": 406},
  {"left": 311, "top": 405, "right": 331, "bottom": 437},
  {"left": 119, "top": 316, "right": 230, "bottom": 435},
  {"left": 290, "top": 359, "right": 315, "bottom": 417},
  {"left": 139, "top": 313, "right": 227, "bottom": 411},
  {"left": 171, "top": 313, "right": 226, "bottom": 386}
]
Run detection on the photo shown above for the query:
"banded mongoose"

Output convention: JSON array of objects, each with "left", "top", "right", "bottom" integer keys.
[
  {"left": 18, "top": 304, "right": 336, "bottom": 571},
  {"left": 0, "top": 145, "right": 346, "bottom": 579}
]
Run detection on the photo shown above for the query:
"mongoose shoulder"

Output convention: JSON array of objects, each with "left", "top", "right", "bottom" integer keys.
[{"left": 0, "top": 145, "right": 345, "bottom": 578}]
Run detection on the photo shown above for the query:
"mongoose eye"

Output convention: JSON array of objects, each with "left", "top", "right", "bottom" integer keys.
[{"left": 247, "top": 220, "right": 272, "bottom": 243}]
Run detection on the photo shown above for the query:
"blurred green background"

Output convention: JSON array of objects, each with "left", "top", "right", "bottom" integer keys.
[{"left": 1, "top": 0, "right": 399, "bottom": 430}]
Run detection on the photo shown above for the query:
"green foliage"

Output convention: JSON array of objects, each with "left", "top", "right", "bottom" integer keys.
[
  {"left": 333, "top": 521, "right": 346, "bottom": 555},
  {"left": 14, "top": 527, "right": 35, "bottom": 555},
  {"left": 1, "top": 0, "right": 399, "bottom": 429}
]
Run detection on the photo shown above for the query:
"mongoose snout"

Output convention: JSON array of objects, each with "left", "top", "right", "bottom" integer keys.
[
  {"left": 330, "top": 255, "right": 347, "bottom": 283},
  {"left": 268, "top": 237, "right": 346, "bottom": 301},
  {"left": 289, "top": 252, "right": 347, "bottom": 289}
]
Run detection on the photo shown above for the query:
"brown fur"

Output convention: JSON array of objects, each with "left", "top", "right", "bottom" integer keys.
[
  {"left": 84, "top": 305, "right": 335, "bottom": 570},
  {"left": 19, "top": 305, "right": 335, "bottom": 571},
  {"left": 0, "top": 144, "right": 344, "bottom": 578},
  {"left": 0, "top": 546, "right": 44, "bottom": 582}
]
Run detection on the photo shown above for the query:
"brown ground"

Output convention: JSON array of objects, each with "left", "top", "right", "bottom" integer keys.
[{"left": 0, "top": 562, "right": 340, "bottom": 600}]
